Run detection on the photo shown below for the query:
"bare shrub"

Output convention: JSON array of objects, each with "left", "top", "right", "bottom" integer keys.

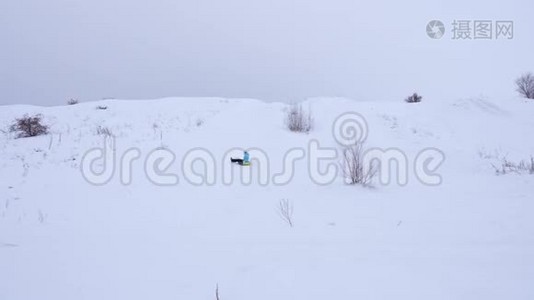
[
  {"left": 96, "top": 126, "right": 114, "bottom": 137},
  {"left": 492, "top": 156, "right": 534, "bottom": 175},
  {"left": 515, "top": 73, "right": 534, "bottom": 99},
  {"left": 341, "top": 142, "right": 376, "bottom": 185},
  {"left": 285, "top": 103, "right": 312, "bottom": 133},
  {"left": 196, "top": 118, "right": 204, "bottom": 127},
  {"left": 405, "top": 92, "right": 422, "bottom": 103},
  {"left": 96, "top": 105, "right": 108, "bottom": 110},
  {"left": 215, "top": 284, "right": 220, "bottom": 300},
  {"left": 9, "top": 114, "right": 49, "bottom": 138},
  {"left": 277, "top": 199, "right": 294, "bottom": 227},
  {"left": 67, "top": 98, "right": 79, "bottom": 105}
]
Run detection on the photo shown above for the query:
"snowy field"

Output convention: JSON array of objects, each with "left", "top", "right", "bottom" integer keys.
[{"left": 0, "top": 97, "right": 533, "bottom": 299}]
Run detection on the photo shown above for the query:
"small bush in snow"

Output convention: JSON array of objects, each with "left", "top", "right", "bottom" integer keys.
[
  {"left": 9, "top": 114, "right": 49, "bottom": 138},
  {"left": 285, "top": 103, "right": 312, "bottom": 133},
  {"left": 96, "top": 105, "right": 108, "bottom": 110},
  {"left": 67, "top": 98, "right": 79, "bottom": 105},
  {"left": 196, "top": 118, "right": 204, "bottom": 127},
  {"left": 405, "top": 93, "right": 422, "bottom": 103},
  {"left": 492, "top": 156, "right": 534, "bottom": 175},
  {"left": 96, "top": 126, "right": 114, "bottom": 137},
  {"left": 515, "top": 73, "right": 534, "bottom": 99},
  {"left": 341, "top": 142, "right": 376, "bottom": 185}
]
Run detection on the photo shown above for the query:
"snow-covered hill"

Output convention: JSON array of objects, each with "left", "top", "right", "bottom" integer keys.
[{"left": 1, "top": 97, "right": 533, "bottom": 299}]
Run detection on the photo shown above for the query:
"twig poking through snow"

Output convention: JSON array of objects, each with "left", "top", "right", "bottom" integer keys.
[
  {"left": 38, "top": 209, "right": 47, "bottom": 224},
  {"left": 48, "top": 135, "right": 53, "bottom": 150},
  {"left": 278, "top": 199, "right": 294, "bottom": 227}
]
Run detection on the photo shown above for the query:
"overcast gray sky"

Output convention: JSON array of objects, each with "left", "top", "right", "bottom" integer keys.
[{"left": 1, "top": 0, "right": 533, "bottom": 106}]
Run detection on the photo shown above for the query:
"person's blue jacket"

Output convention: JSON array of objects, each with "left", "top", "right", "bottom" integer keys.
[{"left": 243, "top": 151, "right": 250, "bottom": 163}]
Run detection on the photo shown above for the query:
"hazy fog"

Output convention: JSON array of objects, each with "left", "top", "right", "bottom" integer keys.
[{"left": 1, "top": 0, "right": 533, "bottom": 105}]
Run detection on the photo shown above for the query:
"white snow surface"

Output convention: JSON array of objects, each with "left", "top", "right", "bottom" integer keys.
[{"left": 0, "top": 97, "right": 533, "bottom": 299}]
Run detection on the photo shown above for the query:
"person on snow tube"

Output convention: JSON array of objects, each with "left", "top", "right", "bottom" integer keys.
[{"left": 231, "top": 151, "right": 250, "bottom": 165}]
